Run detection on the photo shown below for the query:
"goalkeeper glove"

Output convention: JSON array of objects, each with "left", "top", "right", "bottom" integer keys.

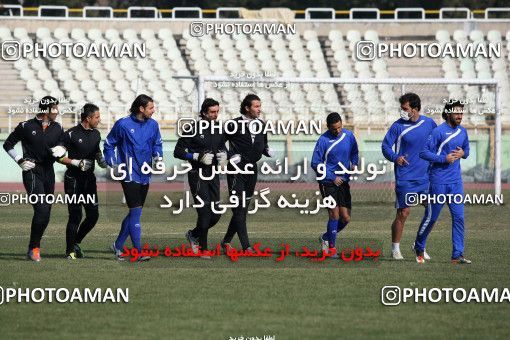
[
  {"left": 17, "top": 158, "right": 36, "bottom": 171},
  {"left": 95, "top": 152, "right": 107, "bottom": 169},
  {"left": 50, "top": 145, "right": 67, "bottom": 158},
  {"left": 71, "top": 159, "right": 93, "bottom": 172},
  {"left": 230, "top": 154, "right": 241, "bottom": 164},
  {"left": 193, "top": 151, "right": 214, "bottom": 165}
]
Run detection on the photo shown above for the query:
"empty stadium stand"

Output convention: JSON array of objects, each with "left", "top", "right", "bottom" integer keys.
[{"left": 0, "top": 7, "right": 509, "bottom": 133}]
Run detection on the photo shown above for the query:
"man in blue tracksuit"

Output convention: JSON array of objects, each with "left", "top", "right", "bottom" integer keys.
[
  {"left": 414, "top": 100, "right": 471, "bottom": 264},
  {"left": 311, "top": 112, "right": 359, "bottom": 257},
  {"left": 381, "top": 93, "right": 437, "bottom": 260},
  {"left": 104, "top": 94, "right": 163, "bottom": 261}
]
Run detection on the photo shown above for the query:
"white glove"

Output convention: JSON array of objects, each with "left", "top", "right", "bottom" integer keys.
[
  {"left": 216, "top": 151, "right": 228, "bottom": 166},
  {"left": 71, "top": 159, "right": 93, "bottom": 171},
  {"left": 95, "top": 152, "right": 107, "bottom": 169},
  {"left": 265, "top": 148, "right": 275, "bottom": 157},
  {"left": 230, "top": 154, "right": 241, "bottom": 164},
  {"left": 18, "top": 158, "right": 36, "bottom": 171},
  {"left": 51, "top": 145, "right": 67, "bottom": 158},
  {"left": 193, "top": 152, "right": 214, "bottom": 165}
]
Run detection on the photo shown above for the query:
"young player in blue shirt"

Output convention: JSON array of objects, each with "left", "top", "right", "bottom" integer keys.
[
  {"left": 311, "top": 112, "right": 359, "bottom": 257},
  {"left": 381, "top": 93, "right": 437, "bottom": 260},
  {"left": 104, "top": 94, "right": 163, "bottom": 261},
  {"left": 414, "top": 100, "right": 471, "bottom": 264}
]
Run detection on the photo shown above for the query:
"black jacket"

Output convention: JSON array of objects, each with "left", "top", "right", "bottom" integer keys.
[
  {"left": 226, "top": 116, "right": 270, "bottom": 166},
  {"left": 60, "top": 123, "right": 102, "bottom": 176},
  {"left": 174, "top": 119, "right": 228, "bottom": 176},
  {"left": 3, "top": 117, "right": 64, "bottom": 167}
]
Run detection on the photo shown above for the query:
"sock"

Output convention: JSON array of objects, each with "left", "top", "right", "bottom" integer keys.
[
  {"left": 115, "top": 214, "right": 130, "bottom": 250},
  {"left": 327, "top": 219, "right": 338, "bottom": 247},
  {"left": 128, "top": 207, "right": 143, "bottom": 252},
  {"left": 392, "top": 242, "right": 400, "bottom": 252},
  {"left": 321, "top": 232, "right": 328, "bottom": 243},
  {"left": 337, "top": 220, "right": 348, "bottom": 233}
]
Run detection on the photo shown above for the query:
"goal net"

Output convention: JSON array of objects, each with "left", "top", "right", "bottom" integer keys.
[{"left": 158, "top": 76, "right": 502, "bottom": 204}]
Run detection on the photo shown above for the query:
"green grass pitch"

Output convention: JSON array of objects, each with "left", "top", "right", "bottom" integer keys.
[{"left": 0, "top": 190, "right": 509, "bottom": 339}]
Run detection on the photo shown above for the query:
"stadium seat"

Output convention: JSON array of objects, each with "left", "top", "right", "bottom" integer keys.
[
  {"left": 81, "top": 79, "right": 96, "bottom": 92},
  {"left": 219, "top": 38, "right": 234, "bottom": 51},
  {"left": 303, "top": 30, "right": 318, "bottom": 41},
  {"left": 36, "top": 27, "right": 51, "bottom": 40},
  {"left": 288, "top": 39, "right": 303, "bottom": 51},
  {"left": 469, "top": 30, "right": 484, "bottom": 43},
  {"left": 104, "top": 28, "right": 120, "bottom": 41},
  {"left": 57, "top": 69, "right": 73, "bottom": 81},
  {"left": 346, "top": 30, "right": 361, "bottom": 43},
  {"left": 364, "top": 30, "right": 379, "bottom": 42},
  {"left": 240, "top": 49, "right": 255, "bottom": 61},
  {"left": 186, "top": 38, "right": 201, "bottom": 51},
  {"left": 71, "top": 28, "right": 87, "bottom": 41},
  {"left": 158, "top": 28, "right": 173, "bottom": 40},
  {"left": 69, "top": 89, "right": 85, "bottom": 103},
  {"left": 487, "top": 30, "right": 502, "bottom": 43},
  {"left": 453, "top": 30, "right": 468, "bottom": 43},
  {"left": 141, "top": 28, "right": 155, "bottom": 41},
  {"left": 123, "top": 29, "right": 138, "bottom": 41},
  {"left": 435, "top": 30, "right": 450, "bottom": 43},
  {"left": 86, "top": 58, "right": 102, "bottom": 72},
  {"left": 272, "top": 39, "right": 287, "bottom": 51},
  {"left": 235, "top": 39, "right": 250, "bottom": 51},
  {"left": 328, "top": 30, "right": 343, "bottom": 42},
  {"left": 0, "top": 27, "right": 12, "bottom": 41},
  {"left": 13, "top": 27, "right": 29, "bottom": 40},
  {"left": 8, "top": 24, "right": 506, "bottom": 126},
  {"left": 88, "top": 28, "right": 103, "bottom": 41},
  {"left": 144, "top": 38, "right": 159, "bottom": 50},
  {"left": 37, "top": 69, "right": 52, "bottom": 80}
]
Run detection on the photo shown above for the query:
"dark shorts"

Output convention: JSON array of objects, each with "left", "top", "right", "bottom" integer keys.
[
  {"left": 121, "top": 182, "right": 149, "bottom": 208},
  {"left": 395, "top": 179, "right": 429, "bottom": 209},
  {"left": 319, "top": 181, "right": 352, "bottom": 209}
]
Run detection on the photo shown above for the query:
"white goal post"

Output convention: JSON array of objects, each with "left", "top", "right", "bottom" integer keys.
[{"left": 194, "top": 76, "right": 502, "bottom": 200}]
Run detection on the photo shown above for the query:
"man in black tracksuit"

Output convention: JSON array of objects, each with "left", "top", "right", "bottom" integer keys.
[
  {"left": 57, "top": 103, "right": 107, "bottom": 259},
  {"left": 221, "top": 94, "right": 273, "bottom": 251},
  {"left": 3, "top": 96, "right": 65, "bottom": 262},
  {"left": 174, "top": 98, "right": 229, "bottom": 256}
]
